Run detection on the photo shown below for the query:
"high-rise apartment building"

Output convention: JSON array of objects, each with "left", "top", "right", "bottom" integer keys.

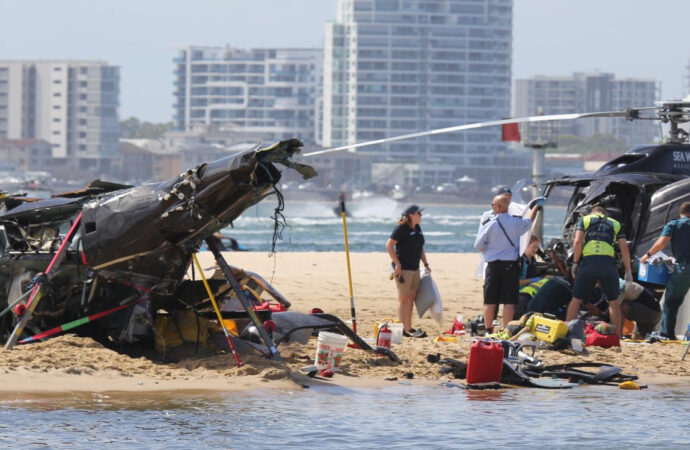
[
  {"left": 0, "top": 60, "right": 119, "bottom": 175},
  {"left": 173, "top": 46, "right": 322, "bottom": 144},
  {"left": 515, "top": 72, "right": 660, "bottom": 145},
  {"left": 322, "top": 0, "right": 516, "bottom": 184}
]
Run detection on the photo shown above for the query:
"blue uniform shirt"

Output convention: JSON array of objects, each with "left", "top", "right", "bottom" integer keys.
[
  {"left": 661, "top": 216, "right": 690, "bottom": 265},
  {"left": 474, "top": 213, "right": 531, "bottom": 262}
]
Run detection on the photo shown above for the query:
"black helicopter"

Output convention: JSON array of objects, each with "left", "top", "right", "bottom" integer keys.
[
  {"left": 540, "top": 100, "right": 690, "bottom": 274},
  {"left": 0, "top": 139, "right": 401, "bottom": 362}
]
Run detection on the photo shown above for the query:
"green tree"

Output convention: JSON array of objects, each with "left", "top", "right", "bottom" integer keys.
[
  {"left": 555, "top": 133, "right": 628, "bottom": 155},
  {"left": 119, "top": 117, "right": 173, "bottom": 139}
]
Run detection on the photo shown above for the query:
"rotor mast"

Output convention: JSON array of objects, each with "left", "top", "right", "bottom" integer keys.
[{"left": 522, "top": 107, "right": 557, "bottom": 241}]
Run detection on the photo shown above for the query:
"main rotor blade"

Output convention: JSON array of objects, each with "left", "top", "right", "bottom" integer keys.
[{"left": 304, "top": 110, "right": 634, "bottom": 157}]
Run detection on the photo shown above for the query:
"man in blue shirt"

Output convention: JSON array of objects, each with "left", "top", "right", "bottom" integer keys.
[
  {"left": 641, "top": 201, "right": 690, "bottom": 339},
  {"left": 474, "top": 195, "right": 540, "bottom": 330}
]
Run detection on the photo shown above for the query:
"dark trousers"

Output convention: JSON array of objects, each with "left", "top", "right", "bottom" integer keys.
[{"left": 661, "top": 272, "right": 690, "bottom": 338}]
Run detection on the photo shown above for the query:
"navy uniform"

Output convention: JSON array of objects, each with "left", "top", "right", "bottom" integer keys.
[
  {"left": 572, "top": 213, "right": 626, "bottom": 302},
  {"left": 658, "top": 216, "right": 690, "bottom": 337}
]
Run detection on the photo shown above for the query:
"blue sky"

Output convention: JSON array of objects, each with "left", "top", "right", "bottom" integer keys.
[{"left": 1, "top": 0, "right": 688, "bottom": 122}]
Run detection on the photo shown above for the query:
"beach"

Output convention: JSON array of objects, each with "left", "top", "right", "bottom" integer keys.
[{"left": 1, "top": 251, "right": 689, "bottom": 393}]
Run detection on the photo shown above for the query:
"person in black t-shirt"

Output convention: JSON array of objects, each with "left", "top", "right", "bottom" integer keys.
[{"left": 385, "top": 204, "right": 430, "bottom": 336}]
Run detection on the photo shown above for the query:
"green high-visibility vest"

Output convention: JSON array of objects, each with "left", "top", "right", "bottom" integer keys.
[
  {"left": 581, "top": 214, "right": 621, "bottom": 257},
  {"left": 519, "top": 277, "right": 549, "bottom": 297}
]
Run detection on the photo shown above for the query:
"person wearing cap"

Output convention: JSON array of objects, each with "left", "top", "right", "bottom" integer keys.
[
  {"left": 566, "top": 205, "right": 632, "bottom": 336},
  {"left": 474, "top": 195, "right": 541, "bottom": 330},
  {"left": 386, "top": 204, "right": 429, "bottom": 338},
  {"left": 640, "top": 201, "right": 690, "bottom": 339}
]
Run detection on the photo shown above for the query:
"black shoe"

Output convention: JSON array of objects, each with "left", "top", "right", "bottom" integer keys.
[{"left": 403, "top": 329, "right": 427, "bottom": 338}]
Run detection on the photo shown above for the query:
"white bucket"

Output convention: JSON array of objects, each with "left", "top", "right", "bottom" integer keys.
[
  {"left": 389, "top": 323, "right": 403, "bottom": 345},
  {"left": 315, "top": 331, "right": 348, "bottom": 371}
]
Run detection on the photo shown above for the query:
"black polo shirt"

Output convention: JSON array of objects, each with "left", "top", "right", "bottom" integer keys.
[{"left": 390, "top": 223, "right": 425, "bottom": 270}]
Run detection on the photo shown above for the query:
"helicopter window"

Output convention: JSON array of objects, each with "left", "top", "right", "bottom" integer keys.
[{"left": 611, "top": 154, "right": 646, "bottom": 167}]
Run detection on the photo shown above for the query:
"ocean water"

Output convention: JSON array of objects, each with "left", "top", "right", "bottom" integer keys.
[
  {"left": 1, "top": 383, "right": 688, "bottom": 448},
  {"left": 226, "top": 198, "right": 567, "bottom": 253}
]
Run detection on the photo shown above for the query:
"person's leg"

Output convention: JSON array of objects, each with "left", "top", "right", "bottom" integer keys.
[
  {"left": 568, "top": 259, "right": 595, "bottom": 321},
  {"left": 608, "top": 300, "right": 622, "bottom": 337},
  {"left": 566, "top": 297, "right": 583, "bottom": 321},
  {"left": 400, "top": 293, "right": 415, "bottom": 331},
  {"left": 396, "top": 272, "right": 413, "bottom": 331},
  {"left": 660, "top": 273, "right": 690, "bottom": 338},
  {"left": 484, "top": 304, "right": 497, "bottom": 331},
  {"left": 502, "top": 304, "right": 515, "bottom": 328},
  {"left": 483, "top": 262, "right": 500, "bottom": 332},
  {"left": 500, "top": 260, "right": 519, "bottom": 328},
  {"left": 398, "top": 270, "right": 419, "bottom": 332}
]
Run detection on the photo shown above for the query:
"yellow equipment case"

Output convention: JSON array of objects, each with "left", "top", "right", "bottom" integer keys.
[{"left": 529, "top": 315, "right": 569, "bottom": 343}]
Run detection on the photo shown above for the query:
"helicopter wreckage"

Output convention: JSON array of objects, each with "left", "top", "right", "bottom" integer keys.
[
  {"left": 0, "top": 138, "right": 399, "bottom": 363},
  {"left": 4, "top": 100, "right": 690, "bottom": 354}
]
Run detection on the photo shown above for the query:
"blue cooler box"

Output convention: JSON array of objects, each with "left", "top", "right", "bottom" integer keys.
[{"left": 638, "top": 262, "right": 670, "bottom": 285}]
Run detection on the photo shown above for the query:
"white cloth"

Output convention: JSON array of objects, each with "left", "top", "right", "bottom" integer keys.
[{"left": 474, "top": 201, "right": 530, "bottom": 278}]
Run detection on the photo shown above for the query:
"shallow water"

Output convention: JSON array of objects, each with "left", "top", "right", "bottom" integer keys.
[
  {"left": 227, "top": 201, "right": 567, "bottom": 253},
  {"left": 1, "top": 383, "right": 688, "bottom": 448}
]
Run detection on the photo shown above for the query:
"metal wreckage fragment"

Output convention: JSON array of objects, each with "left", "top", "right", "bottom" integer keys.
[{"left": 0, "top": 140, "right": 339, "bottom": 355}]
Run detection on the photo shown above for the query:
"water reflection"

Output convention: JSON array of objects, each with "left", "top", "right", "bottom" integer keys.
[{"left": 0, "top": 384, "right": 689, "bottom": 448}]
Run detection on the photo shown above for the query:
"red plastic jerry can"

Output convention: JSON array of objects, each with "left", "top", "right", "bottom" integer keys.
[{"left": 466, "top": 340, "right": 504, "bottom": 384}]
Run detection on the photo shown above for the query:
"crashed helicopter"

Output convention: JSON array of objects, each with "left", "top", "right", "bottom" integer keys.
[
  {"left": 0, "top": 138, "right": 398, "bottom": 362},
  {"left": 3, "top": 99, "right": 690, "bottom": 354}
]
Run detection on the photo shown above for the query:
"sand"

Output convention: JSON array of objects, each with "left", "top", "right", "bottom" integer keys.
[{"left": 1, "top": 251, "right": 689, "bottom": 393}]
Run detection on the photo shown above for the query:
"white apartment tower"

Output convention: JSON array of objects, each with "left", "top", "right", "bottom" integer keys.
[
  {"left": 515, "top": 72, "right": 660, "bottom": 145},
  {"left": 322, "top": 0, "right": 514, "bottom": 180},
  {"left": 173, "top": 47, "right": 323, "bottom": 144},
  {"left": 0, "top": 60, "right": 119, "bottom": 174}
]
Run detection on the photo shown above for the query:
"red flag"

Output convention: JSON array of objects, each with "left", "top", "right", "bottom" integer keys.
[{"left": 502, "top": 123, "right": 521, "bottom": 142}]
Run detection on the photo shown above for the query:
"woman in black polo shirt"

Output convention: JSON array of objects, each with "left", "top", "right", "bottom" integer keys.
[{"left": 385, "top": 204, "right": 430, "bottom": 338}]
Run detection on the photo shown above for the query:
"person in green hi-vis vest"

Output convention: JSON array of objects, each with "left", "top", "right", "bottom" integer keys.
[{"left": 566, "top": 205, "right": 632, "bottom": 336}]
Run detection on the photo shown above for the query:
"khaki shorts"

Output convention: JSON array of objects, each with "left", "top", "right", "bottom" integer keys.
[{"left": 395, "top": 269, "right": 421, "bottom": 297}]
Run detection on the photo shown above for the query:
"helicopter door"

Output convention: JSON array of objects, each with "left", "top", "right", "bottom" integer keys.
[{"left": 638, "top": 178, "right": 690, "bottom": 257}]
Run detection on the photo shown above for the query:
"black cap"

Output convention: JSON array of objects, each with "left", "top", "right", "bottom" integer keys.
[
  {"left": 403, "top": 204, "right": 424, "bottom": 216},
  {"left": 496, "top": 186, "right": 512, "bottom": 194}
]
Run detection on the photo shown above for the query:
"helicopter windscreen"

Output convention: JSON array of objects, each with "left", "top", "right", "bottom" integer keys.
[{"left": 509, "top": 179, "right": 538, "bottom": 205}]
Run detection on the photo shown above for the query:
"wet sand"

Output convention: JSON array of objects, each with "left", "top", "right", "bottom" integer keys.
[{"left": 1, "top": 251, "right": 689, "bottom": 393}]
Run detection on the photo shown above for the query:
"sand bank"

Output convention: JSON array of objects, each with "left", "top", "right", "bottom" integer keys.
[{"left": 1, "top": 252, "right": 689, "bottom": 393}]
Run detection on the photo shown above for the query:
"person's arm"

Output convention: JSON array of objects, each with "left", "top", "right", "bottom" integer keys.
[
  {"left": 528, "top": 202, "right": 541, "bottom": 222},
  {"left": 640, "top": 236, "right": 671, "bottom": 264},
  {"left": 474, "top": 222, "right": 489, "bottom": 252},
  {"left": 421, "top": 249, "right": 430, "bottom": 273},
  {"left": 618, "top": 237, "right": 632, "bottom": 279},
  {"left": 572, "top": 230, "right": 584, "bottom": 263},
  {"left": 386, "top": 238, "right": 402, "bottom": 277}
]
